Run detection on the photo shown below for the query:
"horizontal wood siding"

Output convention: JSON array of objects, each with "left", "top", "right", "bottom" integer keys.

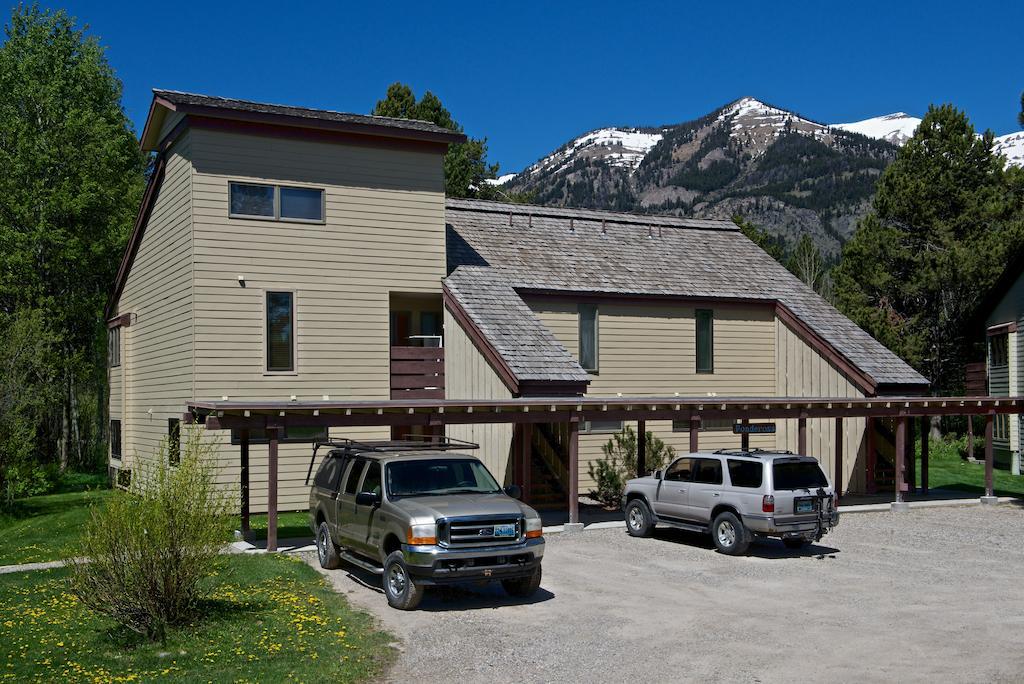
[
  {"left": 112, "top": 132, "right": 194, "bottom": 474},
  {"left": 775, "top": 318, "right": 866, "bottom": 493},
  {"left": 189, "top": 127, "right": 446, "bottom": 510},
  {"left": 526, "top": 298, "right": 777, "bottom": 491},
  {"left": 443, "top": 307, "right": 515, "bottom": 483}
]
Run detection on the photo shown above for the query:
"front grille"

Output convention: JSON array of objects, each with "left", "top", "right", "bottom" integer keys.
[{"left": 439, "top": 517, "right": 523, "bottom": 547}]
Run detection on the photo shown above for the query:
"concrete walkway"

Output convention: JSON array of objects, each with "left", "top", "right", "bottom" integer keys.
[{"left": 0, "top": 559, "right": 71, "bottom": 575}]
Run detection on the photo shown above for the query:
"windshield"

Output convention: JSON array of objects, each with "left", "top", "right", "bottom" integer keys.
[
  {"left": 772, "top": 460, "right": 828, "bottom": 490},
  {"left": 386, "top": 458, "right": 502, "bottom": 498}
]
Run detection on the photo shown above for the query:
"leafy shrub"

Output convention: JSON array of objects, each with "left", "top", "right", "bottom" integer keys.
[
  {"left": 69, "top": 435, "right": 233, "bottom": 642},
  {"left": 587, "top": 426, "right": 675, "bottom": 508}
]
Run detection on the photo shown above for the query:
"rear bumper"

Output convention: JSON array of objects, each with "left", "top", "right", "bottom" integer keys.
[
  {"left": 402, "top": 537, "right": 544, "bottom": 585},
  {"left": 745, "top": 511, "right": 840, "bottom": 538}
]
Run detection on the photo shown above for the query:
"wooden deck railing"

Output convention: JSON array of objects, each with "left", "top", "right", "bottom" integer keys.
[{"left": 390, "top": 346, "right": 444, "bottom": 400}]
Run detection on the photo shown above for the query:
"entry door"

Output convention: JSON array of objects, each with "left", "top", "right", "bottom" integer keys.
[
  {"left": 654, "top": 457, "right": 693, "bottom": 519},
  {"left": 685, "top": 458, "right": 724, "bottom": 522}
]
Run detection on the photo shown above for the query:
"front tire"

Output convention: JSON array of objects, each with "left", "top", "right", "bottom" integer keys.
[
  {"left": 711, "top": 512, "right": 751, "bottom": 556},
  {"left": 502, "top": 564, "right": 542, "bottom": 598},
  {"left": 383, "top": 550, "right": 424, "bottom": 610},
  {"left": 316, "top": 521, "right": 341, "bottom": 570},
  {"left": 624, "top": 499, "right": 655, "bottom": 537}
]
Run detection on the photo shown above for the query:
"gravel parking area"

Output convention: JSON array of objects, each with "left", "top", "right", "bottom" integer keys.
[{"left": 309, "top": 504, "right": 1024, "bottom": 683}]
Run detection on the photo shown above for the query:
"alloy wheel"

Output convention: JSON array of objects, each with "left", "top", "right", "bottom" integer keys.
[{"left": 717, "top": 520, "right": 736, "bottom": 547}]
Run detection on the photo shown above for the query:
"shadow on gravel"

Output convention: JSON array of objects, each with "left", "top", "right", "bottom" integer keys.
[
  {"left": 650, "top": 527, "right": 840, "bottom": 560},
  {"left": 335, "top": 561, "right": 555, "bottom": 611}
]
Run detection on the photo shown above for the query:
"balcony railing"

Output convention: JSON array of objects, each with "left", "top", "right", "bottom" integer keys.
[{"left": 390, "top": 346, "right": 445, "bottom": 400}]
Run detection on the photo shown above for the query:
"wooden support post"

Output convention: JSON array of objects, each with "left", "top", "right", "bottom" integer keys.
[
  {"left": 920, "top": 417, "right": 929, "bottom": 495},
  {"left": 866, "top": 416, "right": 877, "bottom": 495},
  {"left": 798, "top": 412, "right": 808, "bottom": 456},
  {"left": 519, "top": 423, "right": 533, "bottom": 502},
  {"left": 637, "top": 420, "right": 647, "bottom": 477},
  {"left": 906, "top": 415, "right": 916, "bottom": 492},
  {"left": 240, "top": 429, "right": 250, "bottom": 536},
  {"left": 568, "top": 419, "right": 580, "bottom": 524},
  {"left": 834, "top": 416, "right": 843, "bottom": 503},
  {"left": 894, "top": 416, "right": 907, "bottom": 504},
  {"left": 689, "top": 414, "right": 700, "bottom": 453},
  {"left": 985, "top": 413, "right": 994, "bottom": 498},
  {"left": 740, "top": 418, "right": 750, "bottom": 452},
  {"left": 267, "top": 426, "right": 280, "bottom": 553},
  {"left": 967, "top": 415, "right": 975, "bottom": 460}
]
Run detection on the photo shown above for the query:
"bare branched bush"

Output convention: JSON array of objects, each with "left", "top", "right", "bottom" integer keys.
[{"left": 69, "top": 435, "right": 233, "bottom": 641}]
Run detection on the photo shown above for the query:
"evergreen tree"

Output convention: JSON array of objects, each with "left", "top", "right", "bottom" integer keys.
[
  {"left": 833, "top": 104, "right": 1023, "bottom": 393},
  {"left": 732, "top": 215, "right": 785, "bottom": 262},
  {"left": 0, "top": 5, "right": 146, "bottom": 473},
  {"left": 786, "top": 234, "right": 834, "bottom": 302},
  {"left": 372, "top": 83, "right": 499, "bottom": 198}
]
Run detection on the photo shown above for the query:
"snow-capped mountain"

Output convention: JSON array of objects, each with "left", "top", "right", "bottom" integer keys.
[
  {"left": 831, "top": 113, "right": 922, "bottom": 146},
  {"left": 526, "top": 126, "right": 665, "bottom": 177},
  {"left": 992, "top": 131, "right": 1024, "bottom": 167}
]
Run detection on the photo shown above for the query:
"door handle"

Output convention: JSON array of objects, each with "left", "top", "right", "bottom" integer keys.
[
  {"left": 677, "top": 488, "right": 687, "bottom": 493},
  {"left": 712, "top": 493, "right": 720, "bottom": 497}
]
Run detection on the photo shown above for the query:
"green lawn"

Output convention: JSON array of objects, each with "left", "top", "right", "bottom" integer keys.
[
  {"left": 915, "top": 438, "right": 1024, "bottom": 498},
  {"left": 0, "top": 474, "right": 111, "bottom": 566},
  {"left": 0, "top": 554, "right": 395, "bottom": 683},
  {"left": 246, "top": 510, "right": 312, "bottom": 542}
]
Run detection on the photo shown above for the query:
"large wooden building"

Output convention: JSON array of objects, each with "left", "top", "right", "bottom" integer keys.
[{"left": 107, "top": 90, "right": 928, "bottom": 512}]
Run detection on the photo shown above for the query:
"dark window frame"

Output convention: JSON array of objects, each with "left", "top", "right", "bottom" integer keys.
[
  {"left": 265, "top": 290, "right": 296, "bottom": 373},
  {"left": 228, "top": 181, "right": 325, "bottom": 224},
  {"left": 343, "top": 460, "right": 367, "bottom": 496},
  {"left": 583, "top": 419, "right": 624, "bottom": 434},
  {"left": 664, "top": 457, "right": 694, "bottom": 482},
  {"left": 110, "top": 419, "right": 122, "bottom": 460},
  {"left": 167, "top": 418, "right": 181, "bottom": 466},
  {"left": 691, "top": 457, "right": 723, "bottom": 485},
  {"left": 696, "top": 308, "right": 714, "bottom": 374},
  {"left": 579, "top": 303, "right": 599, "bottom": 373},
  {"left": 108, "top": 326, "right": 121, "bottom": 368},
  {"left": 727, "top": 459, "right": 763, "bottom": 488}
]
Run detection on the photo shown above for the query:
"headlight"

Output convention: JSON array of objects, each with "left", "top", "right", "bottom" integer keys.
[
  {"left": 406, "top": 523, "right": 437, "bottom": 545},
  {"left": 525, "top": 517, "right": 543, "bottom": 539}
]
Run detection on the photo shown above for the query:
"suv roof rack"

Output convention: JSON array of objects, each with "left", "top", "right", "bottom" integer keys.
[
  {"left": 712, "top": 448, "right": 794, "bottom": 457},
  {"left": 305, "top": 436, "right": 479, "bottom": 485}
]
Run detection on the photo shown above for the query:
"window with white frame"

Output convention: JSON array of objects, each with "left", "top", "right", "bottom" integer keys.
[{"left": 229, "top": 182, "right": 324, "bottom": 222}]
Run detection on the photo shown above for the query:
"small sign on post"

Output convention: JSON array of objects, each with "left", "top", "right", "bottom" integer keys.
[{"left": 733, "top": 422, "right": 776, "bottom": 435}]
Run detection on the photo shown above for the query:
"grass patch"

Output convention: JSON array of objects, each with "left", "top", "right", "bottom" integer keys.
[
  {"left": 916, "top": 438, "right": 1024, "bottom": 498},
  {"left": 0, "top": 554, "right": 395, "bottom": 682},
  {"left": 246, "top": 510, "right": 312, "bottom": 542},
  {"left": 0, "top": 483, "right": 111, "bottom": 566}
]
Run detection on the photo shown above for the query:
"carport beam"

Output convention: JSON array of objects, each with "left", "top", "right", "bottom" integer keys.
[
  {"left": 568, "top": 419, "right": 580, "bottom": 524},
  {"left": 519, "top": 423, "right": 533, "bottom": 502},
  {"left": 240, "top": 429, "right": 250, "bottom": 536},
  {"left": 637, "top": 420, "right": 647, "bottom": 476},
  {"left": 895, "top": 416, "right": 907, "bottom": 503},
  {"left": 740, "top": 418, "right": 750, "bottom": 451},
  {"left": 834, "top": 417, "right": 842, "bottom": 501},
  {"left": 267, "top": 426, "right": 280, "bottom": 553},
  {"left": 984, "top": 414, "right": 994, "bottom": 498},
  {"left": 689, "top": 415, "right": 700, "bottom": 452},
  {"left": 798, "top": 413, "right": 807, "bottom": 456}
]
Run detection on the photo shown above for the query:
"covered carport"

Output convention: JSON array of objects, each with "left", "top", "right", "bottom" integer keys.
[{"left": 186, "top": 394, "right": 1021, "bottom": 551}]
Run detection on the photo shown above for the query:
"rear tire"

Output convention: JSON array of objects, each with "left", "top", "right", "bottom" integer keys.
[
  {"left": 502, "top": 564, "right": 542, "bottom": 598},
  {"left": 624, "top": 499, "right": 655, "bottom": 538},
  {"left": 383, "top": 550, "right": 424, "bottom": 610},
  {"left": 783, "top": 538, "right": 808, "bottom": 550},
  {"left": 316, "top": 521, "right": 341, "bottom": 570},
  {"left": 711, "top": 512, "right": 751, "bottom": 556}
]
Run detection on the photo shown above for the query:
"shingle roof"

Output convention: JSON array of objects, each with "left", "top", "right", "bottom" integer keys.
[
  {"left": 152, "top": 89, "right": 466, "bottom": 143},
  {"left": 444, "top": 267, "right": 590, "bottom": 384},
  {"left": 445, "top": 198, "right": 927, "bottom": 389}
]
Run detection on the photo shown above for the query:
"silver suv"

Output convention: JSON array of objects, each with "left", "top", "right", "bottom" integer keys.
[
  {"left": 622, "top": 449, "right": 839, "bottom": 555},
  {"left": 307, "top": 438, "right": 544, "bottom": 610}
]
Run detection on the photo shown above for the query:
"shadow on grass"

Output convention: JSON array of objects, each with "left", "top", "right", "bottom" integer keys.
[{"left": 650, "top": 527, "right": 840, "bottom": 560}]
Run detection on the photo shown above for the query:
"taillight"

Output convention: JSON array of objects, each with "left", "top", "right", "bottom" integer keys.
[{"left": 762, "top": 495, "right": 775, "bottom": 513}]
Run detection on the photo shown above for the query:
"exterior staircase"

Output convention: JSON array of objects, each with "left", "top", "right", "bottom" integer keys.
[{"left": 529, "top": 424, "right": 569, "bottom": 509}]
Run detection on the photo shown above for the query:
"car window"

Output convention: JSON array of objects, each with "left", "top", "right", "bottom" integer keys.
[
  {"left": 386, "top": 459, "right": 502, "bottom": 498},
  {"left": 727, "top": 459, "right": 763, "bottom": 488},
  {"left": 773, "top": 460, "right": 828, "bottom": 490},
  {"left": 313, "top": 456, "right": 340, "bottom": 491},
  {"left": 692, "top": 458, "right": 723, "bottom": 485},
  {"left": 664, "top": 458, "right": 693, "bottom": 482},
  {"left": 361, "top": 462, "right": 382, "bottom": 496},
  {"left": 343, "top": 460, "right": 365, "bottom": 495}
]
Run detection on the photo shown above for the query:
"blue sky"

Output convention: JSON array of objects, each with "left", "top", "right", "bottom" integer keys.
[{"left": 45, "top": 0, "right": 1024, "bottom": 173}]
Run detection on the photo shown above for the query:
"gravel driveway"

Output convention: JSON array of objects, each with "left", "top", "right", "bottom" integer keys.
[{"left": 308, "top": 504, "right": 1024, "bottom": 683}]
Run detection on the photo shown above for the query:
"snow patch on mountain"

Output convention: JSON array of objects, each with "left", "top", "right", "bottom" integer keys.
[
  {"left": 485, "top": 173, "right": 517, "bottom": 186},
  {"left": 527, "top": 127, "right": 664, "bottom": 176},
  {"left": 831, "top": 113, "right": 921, "bottom": 145},
  {"left": 992, "top": 131, "right": 1024, "bottom": 168}
]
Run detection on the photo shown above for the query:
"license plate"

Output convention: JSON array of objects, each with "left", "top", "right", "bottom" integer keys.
[
  {"left": 493, "top": 523, "right": 517, "bottom": 538},
  {"left": 795, "top": 498, "right": 815, "bottom": 514}
]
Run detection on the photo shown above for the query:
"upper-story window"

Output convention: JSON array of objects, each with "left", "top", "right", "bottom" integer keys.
[
  {"left": 990, "top": 333, "right": 1009, "bottom": 367},
  {"left": 696, "top": 308, "right": 714, "bottom": 374},
  {"left": 266, "top": 291, "right": 295, "bottom": 372},
  {"left": 108, "top": 326, "right": 120, "bottom": 368},
  {"left": 579, "top": 303, "right": 598, "bottom": 372},
  {"left": 229, "top": 182, "right": 324, "bottom": 223}
]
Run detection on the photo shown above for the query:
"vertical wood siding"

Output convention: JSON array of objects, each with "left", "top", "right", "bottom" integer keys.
[
  {"left": 112, "top": 132, "right": 195, "bottom": 475},
  {"left": 443, "top": 307, "right": 515, "bottom": 482}
]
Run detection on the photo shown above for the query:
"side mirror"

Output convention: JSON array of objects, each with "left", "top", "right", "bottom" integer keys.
[
  {"left": 355, "top": 491, "right": 381, "bottom": 507},
  {"left": 504, "top": 484, "right": 523, "bottom": 500}
]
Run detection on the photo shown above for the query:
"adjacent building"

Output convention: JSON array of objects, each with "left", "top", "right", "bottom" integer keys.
[{"left": 107, "top": 90, "right": 928, "bottom": 512}]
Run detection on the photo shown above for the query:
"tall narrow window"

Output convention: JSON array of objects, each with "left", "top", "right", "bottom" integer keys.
[
  {"left": 266, "top": 291, "right": 295, "bottom": 372},
  {"left": 579, "top": 303, "right": 598, "bottom": 372},
  {"left": 696, "top": 309, "right": 714, "bottom": 373},
  {"left": 167, "top": 418, "right": 181, "bottom": 466},
  {"left": 110, "top": 420, "right": 122, "bottom": 460},
  {"left": 108, "top": 326, "right": 121, "bottom": 367}
]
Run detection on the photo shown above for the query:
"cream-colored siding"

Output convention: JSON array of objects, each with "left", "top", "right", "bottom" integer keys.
[
  {"left": 443, "top": 307, "right": 515, "bottom": 482},
  {"left": 111, "top": 131, "right": 194, "bottom": 475},
  {"left": 525, "top": 298, "right": 777, "bottom": 491},
  {"left": 188, "top": 128, "right": 447, "bottom": 510},
  {"left": 775, "top": 319, "right": 867, "bottom": 492}
]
